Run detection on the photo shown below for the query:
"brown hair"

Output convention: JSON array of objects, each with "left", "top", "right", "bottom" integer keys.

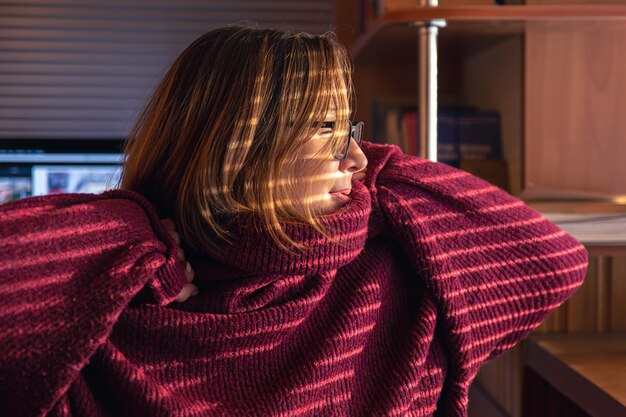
[{"left": 120, "top": 24, "right": 355, "bottom": 257}]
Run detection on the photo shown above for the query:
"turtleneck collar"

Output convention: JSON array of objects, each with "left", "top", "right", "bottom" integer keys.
[{"left": 191, "top": 180, "right": 372, "bottom": 277}]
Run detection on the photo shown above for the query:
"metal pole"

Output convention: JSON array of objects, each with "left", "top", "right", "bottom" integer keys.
[{"left": 415, "top": 0, "right": 445, "bottom": 162}]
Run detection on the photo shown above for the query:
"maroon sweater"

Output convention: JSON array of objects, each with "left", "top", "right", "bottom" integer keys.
[{"left": 0, "top": 142, "right": 588, "bottom": 417}]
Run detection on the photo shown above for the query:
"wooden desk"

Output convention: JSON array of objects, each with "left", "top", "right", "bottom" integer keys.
[
  {"left": 524, "top": 334, "right": 626, "bottom": 417},
  {"left": 541, "top": 211, "right": 626, "bottom": 257}
]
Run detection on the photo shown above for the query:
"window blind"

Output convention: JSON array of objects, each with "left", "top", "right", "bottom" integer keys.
[{"left": 0, "top": 0, "right": 335, "bottom": 139}]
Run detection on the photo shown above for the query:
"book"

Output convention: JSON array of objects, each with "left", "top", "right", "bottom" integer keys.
[
  {"left": 385, "top": 109, "right": 403, "bottom": 149},
  {"left": 438, "top": 107, "right": 460, "bottom": 167},
  {"left": 403, "top": 111, "right": 418, "bottom": 156},
  {"left": 457, "top": 109, "right": 502, "bottom": 160},
  {"left": 371, "top": 99, "right": 506, "bottom": 190}
]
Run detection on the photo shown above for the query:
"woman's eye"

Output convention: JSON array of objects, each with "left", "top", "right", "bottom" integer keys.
[{"left": 314, "top": 121, "right": 335, "bottom": 136}]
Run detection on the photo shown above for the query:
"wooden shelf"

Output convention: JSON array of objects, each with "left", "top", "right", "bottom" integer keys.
[
  {"left": 527, "top": 201, "right": 626, "bottom": 214},
  {"left": 352, "top": 5, "right": 626, "bottom": 61},
  {"left": 525, "top": 333, "right": 626, "bottom": 417},
  {"left": 381, "top": 5, "right": 626, "bottom": 23},
  {"left": 351, "top": 21, "right": 522, "bottom": 63}
]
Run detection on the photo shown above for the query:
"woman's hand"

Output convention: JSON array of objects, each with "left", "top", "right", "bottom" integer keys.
[{"left": 160, "top": 219, "right": 199, "bottom": 303}]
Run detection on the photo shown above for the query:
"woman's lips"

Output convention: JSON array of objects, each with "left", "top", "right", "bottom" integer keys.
[{"left": 330, "top": 190, "right": 351, "bottom": 204}]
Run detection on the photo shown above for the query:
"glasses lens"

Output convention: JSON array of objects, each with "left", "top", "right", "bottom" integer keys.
[
  {"left": 332, "top": 121, "right": 364, "bottom": 159},
  {"left": 332, "top": 122, "right": 350, "bottom": 159},
  {"left": 353, "top": 122, "right": 364, "bottom": 146}
]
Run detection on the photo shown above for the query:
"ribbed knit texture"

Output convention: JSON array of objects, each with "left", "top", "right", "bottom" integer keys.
[{"left": 0, "top": 141, "right": 588, "bottom": 417}]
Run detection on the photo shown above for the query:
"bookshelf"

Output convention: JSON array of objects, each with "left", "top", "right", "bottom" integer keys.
[
  {"left": 335, "top": 2, "right": 626, "bottom": 417},
  {"left": 336, "top": 2, "right": 626, "bottom": 198},
  {"left": 352, "top": 5, "right": 626, "bottom": 60}
]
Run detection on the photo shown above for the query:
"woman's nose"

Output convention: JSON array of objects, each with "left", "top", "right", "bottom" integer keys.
[{"left": 341, "top": 137, "right": 368, "bottom": 175}]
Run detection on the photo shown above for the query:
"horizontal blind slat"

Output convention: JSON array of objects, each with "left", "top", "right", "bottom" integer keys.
[
  {"left": 0, "top": 130, "right": 126, "bottom": 138},
  {"left": 0, "top": 109, "right": 136, "bottom": 118},
  {"left": 0, "top": 63, "right": 166, "bottom": 76},
  {"left": 1, "top": 6, "right": 332, "bottom": 20},
  {"left": 0, "top": 1, "right": 332, "bottom": 12},
  {"left": 0, "top": 51, "right": 177, "bottom": 64},
  {"left": 0, "top": 28, "right": 199, "bottom": 42},
  {"left": 0, "top": 17, "right": 331, "bottom": 31},
  {"left": 0, "top": 40, "right": 193, "bottom": 53},
  {"left": 0, "top": 73, "right": 163, "bottom": 83},
  {"left": 0, "top": 120, "right": 134, "bottom": 129},
  {"left": 0, "top": 89, "right": 151, "bottom": 99}
]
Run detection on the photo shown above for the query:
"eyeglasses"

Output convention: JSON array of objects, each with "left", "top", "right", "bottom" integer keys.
[{"left": 320, "top": 120, "right": 364, "bottom": 160}]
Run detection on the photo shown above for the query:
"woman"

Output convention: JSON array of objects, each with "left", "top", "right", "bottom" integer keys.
[{"left": 0, "top": 25, "right": 587, "bottom": 417}]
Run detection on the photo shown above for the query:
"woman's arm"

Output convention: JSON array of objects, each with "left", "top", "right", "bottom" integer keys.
[
  {"left": 361, "top": 141, "right": 588, "bottom": 378},
  {"left": 0, "top": 190, "right": 188, "bottom": 417}
]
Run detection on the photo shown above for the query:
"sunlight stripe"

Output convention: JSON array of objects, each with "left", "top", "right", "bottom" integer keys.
[
  {"left": 447, "top": 262, "right": 587, "bottom": 298},
  {"left": 289, "top": 369, "right": 355, "bottom": 394},
  {"left": 426, "top": 230, "right": 567, "bottom": 261},
  {"left": 438, "top": 245, "right": 585, "bottom": 280}
]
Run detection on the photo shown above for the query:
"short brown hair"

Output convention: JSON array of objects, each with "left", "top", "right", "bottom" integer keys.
[{"left": 121, "top": 24, "right": 354, "bottom": 257}]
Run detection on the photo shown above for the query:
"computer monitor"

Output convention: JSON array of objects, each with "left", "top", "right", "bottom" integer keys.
[{"left": 0, "top": 139, "right": 123, "bottom": 204}]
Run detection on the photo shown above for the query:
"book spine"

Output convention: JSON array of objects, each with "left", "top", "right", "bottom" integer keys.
[
  {"left": 437, "top": 108, "right": 460, "bottom": 167},
  {"left": 457, "top": 109, "right": 502, "bottom": 160}
]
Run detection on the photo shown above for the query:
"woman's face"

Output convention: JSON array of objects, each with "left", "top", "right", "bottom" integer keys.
[{"left": 290, "top": 107, "right": 368, "bottom": 215}]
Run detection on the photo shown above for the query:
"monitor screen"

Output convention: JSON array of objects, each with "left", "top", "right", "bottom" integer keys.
[{"left": 0, "top": 139, "right": 123, "bottom": 204}]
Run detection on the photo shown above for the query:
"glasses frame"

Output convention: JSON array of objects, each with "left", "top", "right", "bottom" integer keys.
[{"left": 320, "top": 120, "right": 364, "bottom": 160}]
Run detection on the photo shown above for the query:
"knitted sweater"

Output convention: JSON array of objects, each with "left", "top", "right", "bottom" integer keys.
[{"left": 0, "top": 141, "right": 588, "bottom": 417}]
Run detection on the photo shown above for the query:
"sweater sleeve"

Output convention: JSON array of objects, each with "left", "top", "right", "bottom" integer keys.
[
  {"left": 361, "top": 141, "right": 588, "bottom": 379},
  {"left": 0, "top": 189, "right": 185, "bottom": 417}
]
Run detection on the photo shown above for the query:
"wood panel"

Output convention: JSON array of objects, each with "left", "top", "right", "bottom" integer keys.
[
  {"left": 468, "top": 381, "right": 511, "bottom": 417},
  {"left": 475, "top": 343, "right": 525, "bottom": 417},
  {"left": 525, "top": 0, "right": 626, "bottom": 196},
  {"left": 612, "top": 257, "right": 626, "bottom": 331},
  {"left": 536, "top": 256, "right": 626, "bottom": 333},
  {"left": 522, "top": 367, "right": 593, "bottom": 417}
]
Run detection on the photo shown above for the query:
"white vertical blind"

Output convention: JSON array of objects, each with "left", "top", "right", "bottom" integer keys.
[{"left": 0, "top": 0, "right": 335, "bottom": 139}]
